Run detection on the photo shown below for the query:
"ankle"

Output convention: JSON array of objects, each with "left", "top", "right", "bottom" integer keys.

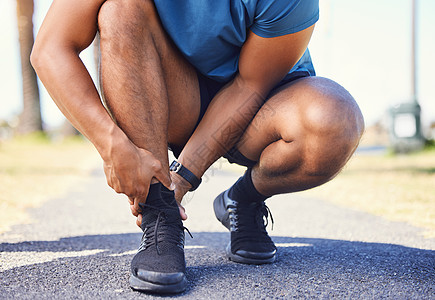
[
  {"left": 141, "top": 183, "right": 175, "bottom": 207},
  {"left": 228, "top": 168, "right": 268, "bottom": 204}
]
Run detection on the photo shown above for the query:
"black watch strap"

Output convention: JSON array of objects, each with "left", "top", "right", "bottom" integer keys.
[{"left": 169, "top": 160, "right": 202, "bottom": 191}]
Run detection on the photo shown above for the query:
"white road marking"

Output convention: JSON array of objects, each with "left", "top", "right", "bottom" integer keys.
[
  {"left": 275, "top": 243, "right": 313, "bottom": 247},
  {"left": 185, "top": 245, "right": 206, "bottom": 249},
  {"left": 0, "top": 249, "right": 105, "bottom": 272}
]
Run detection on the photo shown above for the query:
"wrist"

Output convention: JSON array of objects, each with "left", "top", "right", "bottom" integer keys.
[
  {"left": 97, "top": 121, "right": 129, "bottom": 162},
  {"left": 169, "top": 160, "right": 202, "bottom": 191},
  {"left": 170, "top": 171, "right": 192, "bottom": 194}
]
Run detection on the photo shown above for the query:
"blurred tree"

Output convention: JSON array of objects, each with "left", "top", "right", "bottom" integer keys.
[{"left": 16, "top": 0, "right": 43, "bottom": 134}]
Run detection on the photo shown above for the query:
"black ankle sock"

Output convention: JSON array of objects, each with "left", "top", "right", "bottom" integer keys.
[
  {"left": 144, "top": 183, "right": 175, "bottom": 205},
  {"left": 139, "top": 183, "right": 177, "bottom": 213},
  {"left": 140, "top": 183, "right": 179, "bottom": 231},
  {"left": 228, "top": 168, "right": 268, "bottom": 203},
  {"left": 145, "top": 183, "right": 164, "bottom": 204}
]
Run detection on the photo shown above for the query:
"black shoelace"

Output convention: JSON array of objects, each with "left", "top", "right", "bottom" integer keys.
[
  {"left": 138, "top": 204, "right": 192, "bottom": 255},
  {"left": 231, "top": 201, "right": 274, "bottom": 237}
]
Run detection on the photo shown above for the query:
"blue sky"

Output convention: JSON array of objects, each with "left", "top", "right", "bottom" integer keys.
[{"left": 0, "top": 0, "right": 434, "bottom": 129}]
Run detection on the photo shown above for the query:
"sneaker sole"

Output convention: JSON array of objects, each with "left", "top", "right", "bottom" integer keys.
[
  {"left": 225, "top": 243, "right": 276, "bottom": 265},
  {"left": 129, "top": 272, "right": 187, "bottom": 294}
]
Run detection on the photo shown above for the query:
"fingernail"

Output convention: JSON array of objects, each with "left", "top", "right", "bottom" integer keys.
[{"left": 170, "top": 183, "right": 176, "bottom": 190}]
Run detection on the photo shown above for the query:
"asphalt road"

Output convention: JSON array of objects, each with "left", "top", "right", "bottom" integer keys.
[{"left": 0, "top": 165, "right": 434, "bottom": 299}]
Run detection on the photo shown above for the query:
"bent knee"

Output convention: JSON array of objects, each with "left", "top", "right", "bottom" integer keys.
[
  {"left": 275, "top": 77, "right": 364, "bottom": 148},
  {"left": 279, "top": 77, "right": 365, "bottom": 159},
  {"left": 304, "top": 78, "right": 363, "bottom": 139},
  {"left": 274, "top": 77, "right": 365, "bottom": 178},
  {"left": 301, "top": 105, "right": 363, "bottom": 179},
  {"left": 302, "top": 137, "right": 354, "bottom": 179},
  {"left": 98, "top": 0, "right": 157, "bottom": 35}
]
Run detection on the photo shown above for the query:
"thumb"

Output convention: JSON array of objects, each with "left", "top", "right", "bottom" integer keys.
[
  {"left": 155, "top": 166, "right": 174, "bottom": 191},
  {"left": 178, "top": 203, "right": 188, "bottom": 220}
]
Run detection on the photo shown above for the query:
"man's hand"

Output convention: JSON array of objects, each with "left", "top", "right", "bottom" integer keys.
[
  {"left": 132, "top": 171, "right": 190, "bottom": 228},
  {"left": 103, "top": 136, "right": 173, "bottom": 218}
]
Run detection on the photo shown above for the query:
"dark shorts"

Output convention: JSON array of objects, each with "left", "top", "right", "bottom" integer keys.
[
  {"left": 170, "top": 70, "right": 311, "bottom": 166},
  {"left": 196, "top": 70, "right": 311, "bottom": 129}
]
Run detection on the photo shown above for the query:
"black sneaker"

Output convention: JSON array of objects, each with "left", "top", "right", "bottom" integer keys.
[
  {"left": 213, "top": 189, "right": 276, "bottom": 264},
  {"left": 129, "top": 189, "right": 189, "bottom": 294}
]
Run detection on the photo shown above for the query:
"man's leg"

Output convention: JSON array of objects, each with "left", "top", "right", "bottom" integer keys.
[
  {"left": 237, "top": 76, "right": 364, "bottom": 195},
  {"left": 215, "top": 76, "right": 364, "bottom": 264},
  {"left": 98, "top": 0, "right": 200, "bottom": 165},
  {"left": 97, "top": 0, "right": 200, "bottom": 293}
]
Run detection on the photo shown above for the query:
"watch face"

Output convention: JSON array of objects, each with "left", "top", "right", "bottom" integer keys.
[
  {"left": 169, "top": 161, "right": 201, "bottom": 191},
  {"left": 170, "top": 160, "right": 181, "bottom": 172}
]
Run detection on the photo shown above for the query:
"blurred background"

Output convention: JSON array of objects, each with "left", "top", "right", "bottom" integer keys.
[
  {"left": 0, "top": 0, "right": 434, "bottom": 236},
  {"left": 1, "top": 0, "right": 434, "bottom": 144}
]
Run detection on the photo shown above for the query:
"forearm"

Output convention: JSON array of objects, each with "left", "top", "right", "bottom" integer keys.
[
  {"left": 32, "top": 47, "right": 126, "bottom": 160},
  {"left": 178, "top": 77, "right": 264, "bottom": 177}
]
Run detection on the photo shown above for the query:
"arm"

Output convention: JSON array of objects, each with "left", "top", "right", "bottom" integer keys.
[
  {"left": 31, "top": 0, "right": 108, "bottom": 147},
  {"left": 175, "top": 25, "right": 315, "bottom": 193},
  {"left": 31, "top": 0, "right": 171, "bottom": 209}
]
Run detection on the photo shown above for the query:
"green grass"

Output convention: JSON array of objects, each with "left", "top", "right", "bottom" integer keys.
[{"left": 301, "top": 147, "right": 435, "bottom": 238}]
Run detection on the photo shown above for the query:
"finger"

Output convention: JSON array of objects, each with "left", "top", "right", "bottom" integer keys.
[
  {"left": 133, "top": 194, "right": 148, "bottom": 216},
  {"left": 178, "top": 204, "right": 188, "bottom": 221},
  {"left": 136, "top": 214, "right": 142, "bottom": 228},
  {"left": 153, "top": 163, "right": 174, "bottom": 190},
  {"left": 136, "top": 183, "right": 149, "bottom": 207},
  {"left": 128, "top": 197, "right": 134, "bottom": 205},
  {"left": 130, "top": 204, "right": 139, "bottom": 217}
]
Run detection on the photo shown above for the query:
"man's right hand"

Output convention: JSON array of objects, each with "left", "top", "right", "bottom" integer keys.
[{"left": 102, "top": 135, "right": 173, "bottom": 217}]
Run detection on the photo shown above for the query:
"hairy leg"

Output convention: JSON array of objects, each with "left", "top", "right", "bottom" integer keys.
[
  {"left": 236, "top": 77, "right": 365, "bottom": 196},
  {"left": 98, "top": 0, "right": 200, "bottom": 168}
]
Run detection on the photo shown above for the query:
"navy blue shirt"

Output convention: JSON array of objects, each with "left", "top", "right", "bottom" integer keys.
[{"left": 154, "top": 0, "right": 319, "bottom": 82}]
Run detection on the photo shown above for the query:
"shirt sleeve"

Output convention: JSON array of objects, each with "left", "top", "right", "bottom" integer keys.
[{"left": 250, "top": 0, "right": 319, "bottom": 38}]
